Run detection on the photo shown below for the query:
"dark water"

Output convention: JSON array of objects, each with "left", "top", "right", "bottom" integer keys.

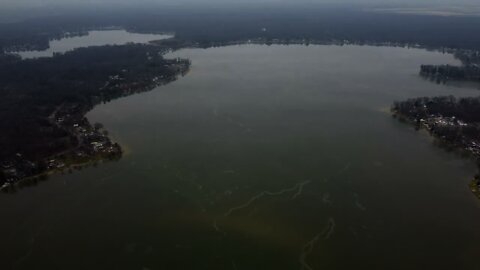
[{"left": 1, "top": 45, "right": 480, "bottom": 270}]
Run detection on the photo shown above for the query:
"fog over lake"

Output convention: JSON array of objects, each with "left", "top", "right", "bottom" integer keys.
[{"left": 1, "top": 32, "right": 480, "bottom": 269}]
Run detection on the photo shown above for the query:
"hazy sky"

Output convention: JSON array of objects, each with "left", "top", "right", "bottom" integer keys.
[
  {"left": 2, "top": 0, "right": 480, "bottom": 7},
  {"left": 2, "top": 0, "right": 480, "bottom": 20}
]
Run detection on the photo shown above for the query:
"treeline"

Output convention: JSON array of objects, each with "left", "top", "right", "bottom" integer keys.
[
  {"left": 3, "top": 6, "right": 480, "bottom": 52},
  {"left": 0, "top": 44, "right": 189, "bottom": 162},
  {"left": 392, "top": 96, "right": 480, "bottom": 155},
  {"left": 454, "top": 50, "right": 480, "bottom": 65},
  {"left": 420, "top": 64, "right": 480, "bottom": 83},
  {"left": 393, "top": 96, "right": 480, "bottom": 123},
  {"left": 419, "top": 49, "right": 480, "bottom": 83}
]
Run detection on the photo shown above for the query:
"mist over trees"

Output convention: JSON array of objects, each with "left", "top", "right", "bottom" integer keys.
[{"left": 2, "top": 6, "right": 480, "bottom": 53}]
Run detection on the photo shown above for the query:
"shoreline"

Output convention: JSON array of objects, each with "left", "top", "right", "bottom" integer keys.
[
  {"left": 391, "top": 109, "right": 480, "bottom": 199},
  {"left": 1, "top": 154, "right": 117, "bottom": 192},
  {"left": 2, "top": 35, "right": 478, "bottom": 192},
  {"left": 0, "top": 50, "right": 190, "bottom": 191},
  {"left": 470, "top": 177, "right": 480, "bottom": 199}
]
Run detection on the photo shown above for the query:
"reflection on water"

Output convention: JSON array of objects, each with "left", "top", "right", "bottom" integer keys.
[
  {"left": 1, "top": 44, "right": 480, "bottom": 270},
  {"left": 16, "top": 29, "right": 172, "bottom": 59}
]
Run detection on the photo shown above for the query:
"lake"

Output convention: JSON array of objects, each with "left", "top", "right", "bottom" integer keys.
[
  {"left": 1, "top": 42, "right": 480, "bottom": 269},
  {"left": 16, "top": 29, "right": 171, "bottom": 59}
]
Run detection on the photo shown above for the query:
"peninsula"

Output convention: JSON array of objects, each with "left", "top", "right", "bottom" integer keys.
[{"left": 0, "top": 43, "right": 190, "bottom": 190}]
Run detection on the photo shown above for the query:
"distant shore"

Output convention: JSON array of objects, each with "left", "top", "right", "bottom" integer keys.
[{"left": 0, "top": 44, "right": 191, "bottom": 191}]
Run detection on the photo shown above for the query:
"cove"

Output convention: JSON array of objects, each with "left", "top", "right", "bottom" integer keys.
[{"left": 1, "top": 44, "right": 480, "bottom": 270}]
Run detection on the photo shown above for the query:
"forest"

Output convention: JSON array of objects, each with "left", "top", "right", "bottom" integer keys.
[
  {"left": 392, "top": 95, "right": 480, "bottom": 194},
  {"left": 392, "top": 96, "right": 480, "bottom": 158},
  {"left": 2, "top": 6, "right": 480, "bottom": 53},
  {"left": 0, "top": 44, "right": 190, "bottom": 186},
  {"left": 420, "top": 50, "right": 480, "bottom": 83}
]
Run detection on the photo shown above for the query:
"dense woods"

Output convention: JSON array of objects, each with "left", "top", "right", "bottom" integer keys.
[
  {"left": 0, "top": 44, "right": 190, "bottom": 187},
  {"left": 420, "top": 50, "right": 480, "bottom": 83},
  {"left": 3, "top": 7, "right": 480, "bottom": 53},
  {"left": 394, "top": 49, "right": 480, "bottom": 154},
  {"left": 392, "top": 96, "right": 480, "bottom": 195}
]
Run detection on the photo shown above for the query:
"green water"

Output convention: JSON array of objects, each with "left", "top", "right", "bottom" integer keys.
[{"left": 1, "top": 45, "right": 480, "bottom": 269}]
